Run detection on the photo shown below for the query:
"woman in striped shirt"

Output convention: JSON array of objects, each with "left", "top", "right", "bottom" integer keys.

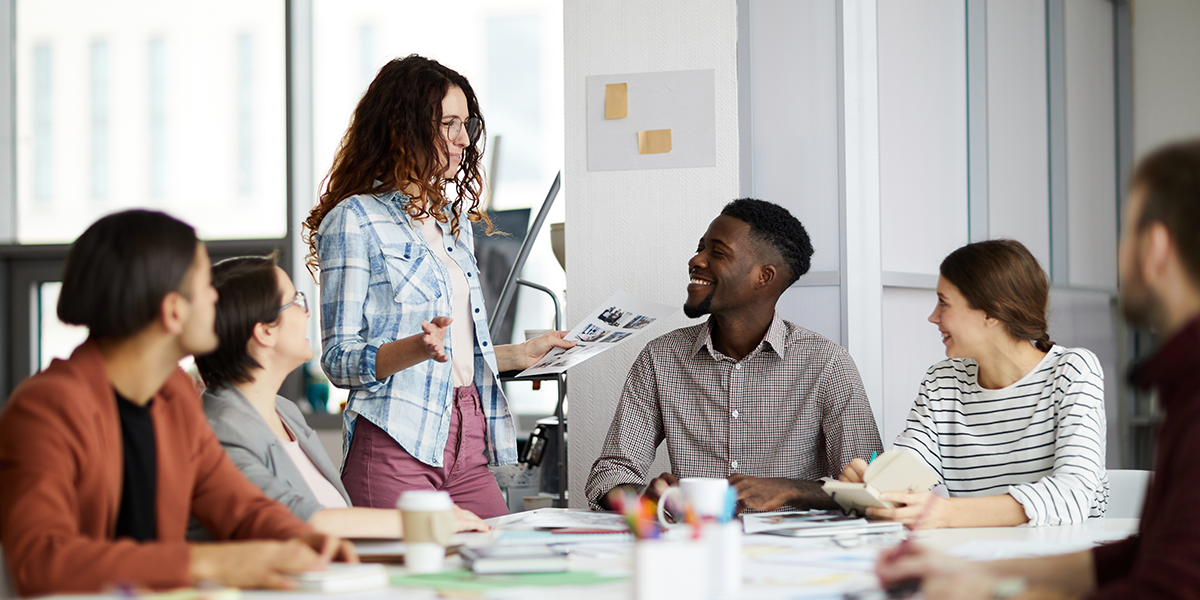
[{"left": 841, "top": 239, "right": 1108, "bottom": 528}]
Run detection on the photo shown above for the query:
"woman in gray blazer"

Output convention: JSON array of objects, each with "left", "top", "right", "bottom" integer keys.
[{"left": 194, "top": 255, "right": 487, "bottom": 537}]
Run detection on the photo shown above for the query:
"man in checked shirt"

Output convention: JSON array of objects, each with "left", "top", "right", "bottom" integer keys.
[{"left": 586, "top": 198, "right": 883, "bottom": 513}]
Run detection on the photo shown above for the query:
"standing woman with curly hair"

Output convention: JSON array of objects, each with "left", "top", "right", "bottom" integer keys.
[{"left": 303, "top": 55, "right": 571, "bottom": 518}]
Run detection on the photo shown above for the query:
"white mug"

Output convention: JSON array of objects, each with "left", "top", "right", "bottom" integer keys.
[{"left": 656, "top": 477, "right": 731, "bottom": 526}]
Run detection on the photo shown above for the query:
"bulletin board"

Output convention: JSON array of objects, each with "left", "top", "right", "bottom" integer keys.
[{"left": 585, "top": 69, "right": 716, "bottom": 171}]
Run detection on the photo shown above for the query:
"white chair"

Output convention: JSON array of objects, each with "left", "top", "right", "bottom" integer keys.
[{"left": 1106, "top": 469, "right": 1153, "bottom": 519}]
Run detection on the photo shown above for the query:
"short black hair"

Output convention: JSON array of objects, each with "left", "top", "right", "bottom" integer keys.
[
  {"left": 194, "top": 255, "right": 281, "bottom": 390},
  {"left": 720, "top": 198, "right": 813, "bottom": 286},
  {"left": 1132, "top": 138, "right": 1200, "bottom": 285},
  {"left": 58, "top": 210, "right": 198, "bottom": 340}
]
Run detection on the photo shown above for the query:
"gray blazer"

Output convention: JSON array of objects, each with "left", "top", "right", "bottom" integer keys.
[{"left": 202, "top": 386, "right": 352, "bottom": 521}]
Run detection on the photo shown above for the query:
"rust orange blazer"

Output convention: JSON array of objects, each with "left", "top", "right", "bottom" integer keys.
[{"left": 0, "top": 342, "right": 312, "bottom": 596}]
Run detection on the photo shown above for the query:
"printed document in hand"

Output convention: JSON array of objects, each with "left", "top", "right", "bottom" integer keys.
[
  {"left": 821, "top": 449, "right": 939, "bottom": 514},
  {"left": 517, "top": 290, "right": 676, "bottom": 377}
]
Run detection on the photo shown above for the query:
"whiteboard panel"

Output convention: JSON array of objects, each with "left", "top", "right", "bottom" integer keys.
[
  {"left": 1132, "top": 0, "right": 1200, "bottom": 159},
  {"left": 746, "top": 0, "right": 840, "bottom": 272},
  {"left": 881, "top": 287, "right": 947, "bottom": 448},
  {"left": 877, "top": 0, "right": 969, "bottom": 275},
  {"left": 986, "top": 0, "right": 1050, "bottom": 268},
  {"left": 777, "top": 285, "right": 841, "bottom": 348},
  {"left": 586, "top": 69, "right": 716, "bottom": 171},
  {"left": 1064, "top": 0, "right": 1118, "bottom": 289},
  {"left": 1048, "top": 288, "right": 1120, "bottom": 468}
]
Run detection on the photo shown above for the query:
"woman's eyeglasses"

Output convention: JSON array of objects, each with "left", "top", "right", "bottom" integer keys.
[
  {"left": 277, "top": 291, "right": 308, "bottom": 315},
  {"left": 441, "top": 116, "right": 482, "bottom": 145}
]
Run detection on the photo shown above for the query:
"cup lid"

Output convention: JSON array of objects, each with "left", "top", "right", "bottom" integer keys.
[{"left": 397, "top": 490, "right": 453, "bottom": 511}]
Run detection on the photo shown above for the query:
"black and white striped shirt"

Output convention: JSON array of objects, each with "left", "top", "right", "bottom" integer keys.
[{"left": 892, "top": 345, "right": 1108, "bottom": 525}]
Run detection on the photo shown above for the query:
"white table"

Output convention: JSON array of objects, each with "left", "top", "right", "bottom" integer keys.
[
  {"left": 342, "top": 516, "right": 1137, "bottom": 600},
  {"left": 918, "top": 517, "right": 1138, "bottom": 553},
  {"left": 26, "top": 518, "right": 1140, "bottom": 600}
]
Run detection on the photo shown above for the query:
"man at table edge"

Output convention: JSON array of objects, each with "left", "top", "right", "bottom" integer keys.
[
  {"left": 585, "top": 198, "right": 883, "bottom": 512},
  {"left": 0, "top": 210, "right": 354, "bottom": 596},
  {"left": 877, "top": 139, "right": 1200, "bottom": 599}
]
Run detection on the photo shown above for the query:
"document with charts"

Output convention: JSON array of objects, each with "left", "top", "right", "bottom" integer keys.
[{"left": 516, "top": 290, "right": 676, "bottom": 377}]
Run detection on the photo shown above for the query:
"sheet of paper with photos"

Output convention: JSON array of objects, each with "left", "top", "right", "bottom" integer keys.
[{"left": 516, "top": 290, "right": 677, "bottom": 377}]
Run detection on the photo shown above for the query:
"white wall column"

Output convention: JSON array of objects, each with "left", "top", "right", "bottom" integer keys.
[
  {"left": 838, "top": 0, "right": 884, "bottom": 425},
  {"left": 563, "top": 0, "right": 740, "bottom": 508}
]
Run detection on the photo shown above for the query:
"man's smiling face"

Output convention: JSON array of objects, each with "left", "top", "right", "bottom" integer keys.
[{"left": 684, "top": 215, "right": 763, "bottom": 319}]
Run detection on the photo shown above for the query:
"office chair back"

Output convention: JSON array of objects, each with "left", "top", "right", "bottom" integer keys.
[{"left": 1106, "top": 469, "right": 1153, "bottom": 519}]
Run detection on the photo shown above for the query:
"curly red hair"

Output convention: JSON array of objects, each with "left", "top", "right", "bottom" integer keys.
[{"left": 303, "top": 55, "right": 491, "bottom": 277}]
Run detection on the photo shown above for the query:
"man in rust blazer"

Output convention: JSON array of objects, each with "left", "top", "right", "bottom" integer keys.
[{"left": 0, "top": 210, "right": 354, "bottom": 596}]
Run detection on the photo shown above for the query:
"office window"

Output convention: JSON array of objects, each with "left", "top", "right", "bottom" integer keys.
[
  {"left": 359, "top": 25, "right": 375, "bottom": 90},
  {"left": 148, "top": 37, "right": 166, "bottom": 200},
  {"left": 36, "top": 282, "right": 88, "bottom": 372},
  {"left": 90, "top": 40, "right": 109, "bottom": 201},
  {"left": 237, "top": 33, "right": 254, "bottom": 195},
  {"left": 32, "top": 44, "right": 51, "bottom": 203},
  {"left": 485, "top": 16, "right": 542, "bottom": 185},
  {"left": 14, "top": 0, "right": 287, "bottom": 244}
]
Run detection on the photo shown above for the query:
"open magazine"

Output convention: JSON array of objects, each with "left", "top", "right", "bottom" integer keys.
[
  {"left": 742, "top": 510, "right": 868, "bottom": 535},
  {"left": 742, "top": 510, "right": 905, "bottom": 538},
  {"left": 516, "top": 291, "right": 676, "bottom": 377}
]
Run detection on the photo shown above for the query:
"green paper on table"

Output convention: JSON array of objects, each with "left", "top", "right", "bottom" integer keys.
[{"left": 391, "top": 569, "right": 622, "bottom": 592}]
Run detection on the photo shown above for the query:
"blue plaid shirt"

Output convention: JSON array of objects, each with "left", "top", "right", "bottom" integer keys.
[{"left": 316, "top": 190, "right": 516, "bottom": 468}]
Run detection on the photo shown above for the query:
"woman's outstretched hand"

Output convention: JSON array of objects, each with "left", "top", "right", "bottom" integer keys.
[
  {"left": 420, "top": 317, "right": 453, "bottom": 362},
  {"left": 500, "top": 331, "right": 576, "bottom": 371}
]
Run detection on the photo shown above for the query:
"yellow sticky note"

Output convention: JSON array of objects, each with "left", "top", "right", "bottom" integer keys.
[
  {"left": 605, "top": 83, "right": 628, "bottom": 119},
  {"left": 637, "top": 129, "right": 672, "bottom": 154}
]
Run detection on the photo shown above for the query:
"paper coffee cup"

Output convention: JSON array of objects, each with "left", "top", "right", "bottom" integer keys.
[{"left": 397, "top": 491, "right": 455, "bottom": 573}]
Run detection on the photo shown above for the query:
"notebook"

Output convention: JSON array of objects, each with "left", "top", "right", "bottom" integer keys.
[{"left": 821, "top": 450, "right": 939, "bottom": 514}]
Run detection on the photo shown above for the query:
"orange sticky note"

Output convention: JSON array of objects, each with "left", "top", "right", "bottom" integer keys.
[
  {"left": 605, "top": 83, "right": 628, "bottom": 119},
  {"left": 637, "top": 129, "right": 672, "bottom": 154}
]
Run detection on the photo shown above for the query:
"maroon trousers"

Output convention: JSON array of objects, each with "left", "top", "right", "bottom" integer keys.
[{"left": 341, "top": 385, "right": 509, "bottom": 518}]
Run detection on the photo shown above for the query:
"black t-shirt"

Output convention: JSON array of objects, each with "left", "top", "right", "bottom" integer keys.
[{"left": 114, "top": 391, "right": 157, "bottom": 541}]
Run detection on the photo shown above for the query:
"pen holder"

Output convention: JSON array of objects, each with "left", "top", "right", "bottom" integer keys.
[{"left": 633, "top": 538, "right": 707, "bottom": 600}]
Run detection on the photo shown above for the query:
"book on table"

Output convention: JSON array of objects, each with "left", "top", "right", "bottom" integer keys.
[
  {"left": 459, "top": 544, "right": 569, "bottom": 574},
  {"left": 821, "top": 449, "right": 939, "bottom": 515}
]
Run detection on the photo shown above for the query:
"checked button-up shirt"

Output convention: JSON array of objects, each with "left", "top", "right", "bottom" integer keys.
[{"left": 585, "top": 312, "right": 882, "bottom": 510}]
